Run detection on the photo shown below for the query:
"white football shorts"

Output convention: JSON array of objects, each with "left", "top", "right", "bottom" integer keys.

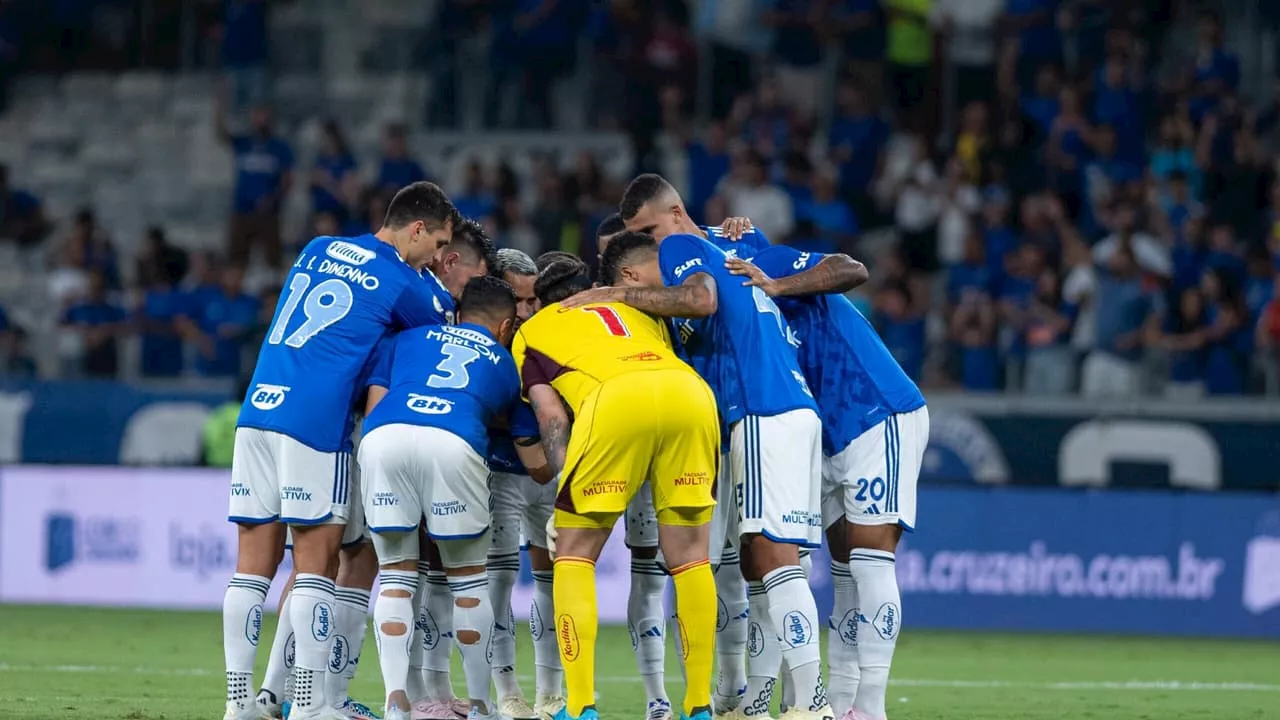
[
  {"left": 732, "top": 409, "right": 823, "bottom": 547},
  {"left": 821, "top": 406, "right": 929, "bottom": 531},
  {"left": 230, "top": 427, "right": 354, "bottom": 527},
  {"left": 491, "top": 471, "right": 557, "bottom": 552},
  {"left": 707, "top": 452, "right": 735, "bottom": 567},
  {"left": 358, "top": 423, "right": 491, "bottom": 540},
  {"left": 624, "top": 481, "right": 660, "bottom": 549}
]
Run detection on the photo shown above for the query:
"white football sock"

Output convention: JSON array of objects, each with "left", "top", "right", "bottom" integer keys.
[
  {"left": 827, "top": 560, "right": 859, "bottom": 716},
  {"left": 629, "top": 556, "right": 669, "bottom": 704},
  {"left": 408, "top": 561, "right": 432, "bottom": 701},
  {"left": 764, "top": 565, "right": 826, "bottom": 712},
  {"left": 530, "top": 569, "right": 563, "bottom": 698},
  {"left": 327, "top": 587, "right": 370, "bottom": 708},
  {"left": 849, "top": 549, "right": 900, "bottom": 719},
  {"left": 714, "top": 550, "right": 749, "bottom": 702},
  {"left": 375, "top": 570, "right": 418, "bottom": 710},
  {"left": 487, "top": 553, "right": 521, "bottom": 699},
  {"left": 424, "top": 570, "right": 456, "bottom": 702},
  {"left": 449, "top": 573, "right": 495, "bottom": 707},
  {"left": 742, "top": 581, "right": 780, "bottom": 717},
  {"left": 260, "top": 591, "right": 294, "bottom": 704},
  {"left": 224, "top": 573, "right": 270, "bottom": 708},
  {"left": 289, "top": 574, "right": 338, "bottom": 713}
]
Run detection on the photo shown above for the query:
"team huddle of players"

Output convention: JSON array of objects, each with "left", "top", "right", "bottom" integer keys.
[{"left": 221, "top": 175, "right": 928, "bottom": 720}]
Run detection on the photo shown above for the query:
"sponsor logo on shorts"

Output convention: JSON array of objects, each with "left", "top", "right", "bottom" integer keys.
[
  {"left": 230, "top": 482, "right": 250, "bottom": 497},
  {"left": 431, "top": 500, "right": 468, "bottom": 516},
  {"left": 245, "top": 603, "right": 263, "bottom": 645},
  {"left": 311, "top": 602, "right": 333, "bottom": 641},
  {"left": 582, "top": 480, "right": 627, "bottom": 498},
  {"left": 325, "top": 240, "right": 376, "bottom": 266},
  {"left": 373, "top": 492, "right": 399, "bottom": 507},
  {"left": 673, "top": 471, "right": 709, "bottom": 487},
  {"left": 284, "top": 632, "right": 295, "bottom": 668},
  {"left": 250, "top": 384, "right": 290, "bottom": 411},
  {"left": 619, "top": 351, "right": 663, "bottom": 362},
  {"left": 780, "top": 509, "right": 822, "bottom": 527},
  {"left": 282, "top": 486, "right": 313, "bottom": 502},
  {"left": 782, "top": 610, "right": 811, "bottom": 647},
  {"left": 873, "top": 602, "right": 899, "bottom": 640},
  {"left": 407, "top": 394, "right": 453, "bottom": 415},
  {"left": 747, "top": 621, "right": 764, "bottom": 657},
  {"left": 557, "top": 614, "right": 580, "bottom": 661},
  {"left": 328, "top": 634, "right": 349, "bottom": 674}
]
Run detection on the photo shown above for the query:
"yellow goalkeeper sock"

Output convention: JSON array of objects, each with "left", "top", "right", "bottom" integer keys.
[
  {"left": 671, "top": 558, "right": 716, "bottom": 716},
  {"left": 554, "top": 556, "right": 598, "bottom": 717}
]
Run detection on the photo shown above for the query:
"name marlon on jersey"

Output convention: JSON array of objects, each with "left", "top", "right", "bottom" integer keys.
[{"left": 425, "top": 327, "right": 504, "bottom": 365}]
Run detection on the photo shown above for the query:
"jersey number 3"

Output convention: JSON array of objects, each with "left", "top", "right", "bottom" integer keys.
[
  {"left": 427, "top": 345, "right": 480, "bottom": 389},
  {"left": 267, "top": 272, "right": 354, "bottom": 348},
  {"left": 584, "top": 306, "right": 630, "bottom": 337}
]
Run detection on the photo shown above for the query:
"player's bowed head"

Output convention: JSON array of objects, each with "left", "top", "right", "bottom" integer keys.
[
  {"left": 375, "top": 181, "right": 460, "bottom": 271},
  {"left": 533, "top": 256, "right": 593, "bottom": 307},
  {"left": 458, "top": 274, "right": 519, "bottom": 349},
  {"left": 431, "top": 216, "right": 498, "bottom": 300},
  {"left": 618, "top": 173, "right": 702, "bottom": 241},
  {"left": 599, "top": 231, "right": 663, "bottom": 289}
]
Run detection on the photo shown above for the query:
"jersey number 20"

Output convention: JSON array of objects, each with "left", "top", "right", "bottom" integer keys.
[
  {"left": 267, "top": 272, "right": 354, "bottom": 348},
  {"left": 583, "top": 306, "right": 631, "bottom": 337}
]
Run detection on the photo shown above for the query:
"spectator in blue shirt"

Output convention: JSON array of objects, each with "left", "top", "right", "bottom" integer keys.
[
  {"left": 829, "top": 78, "right": 888, "bottom": 220},
  {"left": 1019, "top": 64, "right": 1061, "bottom": 136},
  {"left": 220, "top": 0, "right": 270, "bottom": 113},
  {"left": 1093, "top": 55, "right": 1147, "bottom": 165},
  {"left": 799, "top": 165, "right": 860, "bottom": 252},
  {"left": 1200, "top": 267, "right": 1247, "bottom": 395},
  {"left": 1081, "top": 244, "right": 1155, "bottom": 398},
  {"left": 60, "top": 271, "right": 126, "bottom": 378},
  {"left": 686, "top": 120, "right": 732, "bottom": 223},
  {"left": 1187, "top": 12, "right": 1240, "bottom": 122},
  {"left": 180, "top": 264, "right": 260, "bottom": 378},
  {"left": 0, "top": 163, "right": 48, "bottom": 246},
  {"left": 1160, "top": 286, "right": 1208, "bottom": 398},
  {"left": 136, "top": 251, "right": 187, "bottom": 379},
  {"left": 949, "top": 223, "right": 993, "bottom": 302},
  {"left": 377, "top": 123, "right": 428, "bottom": 194},
  {"left": 1003, "top": 0, "right": 1062, "bottom": 89},
  {"left": 875, "top": 280, "right": 927, "bottom": 383},
  {"left": 511, "top": 0, "right": 582, "bottom": 128},
  {"left": 453, "top": 160, "right": 497, "bottom": 222},
  {"left": 1150, "top": 115, "right": 1201, "bottom": 201},
  {"left": 948, "top": 277, "right": 999, "bottom": 392},
  {"left": 310, "top": 120, "right": 357, "bottom": 221},
  {"left": 981, "top": 189, "right": 1018, "bottom": 289},
  {"left": 217, "top": 103, "right": 293, "bottom": 269},
  {"left": 1023, "top": 267, "right": 1078, "bottom": 394}
]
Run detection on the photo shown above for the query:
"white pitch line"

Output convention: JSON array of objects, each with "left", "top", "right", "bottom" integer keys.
[{"left": 1, "top": 664, "right": 1278, "bottom": 693}]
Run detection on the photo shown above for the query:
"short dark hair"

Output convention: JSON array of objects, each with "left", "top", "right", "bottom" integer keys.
[
  {"left": 620, "top": 174, "right": 675, "bottom": 221},
  {"left": 596, "top": 212, "right": 626, "bottom": 240},
  {"left": 459, "top": 275, "right": 517, "bottom": 323},
  {"left": 451, "top": 217, "right": 498, "bottom": 271},
  {"left": 383, "top": 181, "right": 458, "bottom": 232},
  {"left": 535, "top": 257, "right": 593, "bottom": 305},
  {"left": 535, "top": 251, "right": 581, "bottom": 273},
  {"left": 599, "top": 231, "right": 657, "bottom": 286}
]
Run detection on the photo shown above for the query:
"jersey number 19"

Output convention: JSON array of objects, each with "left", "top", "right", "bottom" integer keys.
[{"left": 267, "top": 272, "right": 355, "bottom": 348}]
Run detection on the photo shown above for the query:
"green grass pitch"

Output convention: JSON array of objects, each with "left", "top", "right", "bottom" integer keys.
[{"left": 0, "top": 605, "right": 1277, "bottom": 719}]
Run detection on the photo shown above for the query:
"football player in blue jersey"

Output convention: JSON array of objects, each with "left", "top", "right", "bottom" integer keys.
[
  {"left": 360, "top": 276, "right": 539, "bottom": 720},
  {"left": 566, "top": 175, "right": 834, "bottom": 720},
  {"left": 485, "top": 248, "right": 565, "bottom": 720},
  {"left": 726, "top": 247, "right": 925, "bottom": 720},
  {"left": 225, "top": 182, "right": 461, "bottom": 720}
]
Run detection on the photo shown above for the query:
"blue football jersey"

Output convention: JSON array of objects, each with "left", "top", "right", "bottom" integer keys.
[
  {"left": 420, "top": 269, "right": 456, "bottom": 325},
  {"left": 659, "top": 233, "right": 815, "bottom": 427},
  {"left": 487, "top": 403, "right": 541, "bottom": 474},
  {"left": 364, "top": 323, "right": 521, "bottom": 458},
  {"left": 703, "top": 225, "right": 771, "bottom": 258},
  {"left": 750, "top": 245, "right": 926, "bottom": 455},
  {"left": 238, "top": 234, "right": 445, "bottom": 452}
]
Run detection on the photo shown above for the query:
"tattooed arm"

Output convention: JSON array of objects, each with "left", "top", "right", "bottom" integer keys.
[
  {"left": 527, "top": 384, "right": 571, "bottom": 484},
  {"left": 559, "top": 274, "right": 719, "bottom": 318},
  {"left": 726, "top": 253, "right": 869, "bottom": 297}
]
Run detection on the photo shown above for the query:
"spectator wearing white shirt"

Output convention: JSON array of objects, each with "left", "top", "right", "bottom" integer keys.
[
  {"left": 932, "top": 0, "right": 1006, "bottom": 109},
  {"left": 878, "top": 132, "right": 942, "bottom": 272},
  {"left": 721, "top": 149, "right": 794, "bottom": 241}
]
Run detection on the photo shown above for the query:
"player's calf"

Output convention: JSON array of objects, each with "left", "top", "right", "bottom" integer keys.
[
  {"left": 845, "top": 524, "right": 902, "bottom": 720},
  {"left": 657, "top": 510, "right": 716, "bottom": 720},
  {"left": 329, "top": 543, "right": 377, "bottom": 713},
  {"left": 628, "top": 545, "right": 670, "bottom": 716},
  {"left": 225, "top": 522, "right": 286, "bottom": 720},
  {"left": 823, "top": 520, "right": 859, "bottom": 718}
]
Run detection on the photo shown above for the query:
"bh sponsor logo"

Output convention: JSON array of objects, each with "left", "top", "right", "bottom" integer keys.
[
  {"left": 782, "top": 611, "right": 811, "bottom": 647},
  {"left": 250, "top": 384, "right": 290, "bottom": 411},
  {"left": 312, "top": 602, "right": 333, "bottom": 641},
  {"left": 44, "top": 512, "right": 142, "bottom": 572},
  {"left": 558, "top": 614, "right": 580, "bottom": 661},
  {"left": 407, "top": 394, "right": 453, "bottom": 415}
]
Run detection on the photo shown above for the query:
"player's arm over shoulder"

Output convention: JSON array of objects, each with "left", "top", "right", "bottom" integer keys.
[
  {"left": 750, "top": 245, "right": 869, "bottom": 297},
  {"left": 509, "top": 402, "right": 554, "bottom": 484},
  {"left": 526, "top": 384, "right": 570, "bottom": 483},
  {"left": 608, "top": 235, "right": 718, "bottom": 318},
  {"left": 362, "top": 333, "right": 397, "bottom": 414}
]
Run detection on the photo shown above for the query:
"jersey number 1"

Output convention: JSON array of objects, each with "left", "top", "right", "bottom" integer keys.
[
  {"left": 267, "top": 272, "right": 354, "bottom": 348},
  {"left": 584, "top": 306, "right": 630, "bottom": 337}
]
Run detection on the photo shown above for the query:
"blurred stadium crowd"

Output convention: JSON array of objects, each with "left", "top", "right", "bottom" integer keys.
[{"left": 2, "top": 0, "right": 1280, "bottom": 398}]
